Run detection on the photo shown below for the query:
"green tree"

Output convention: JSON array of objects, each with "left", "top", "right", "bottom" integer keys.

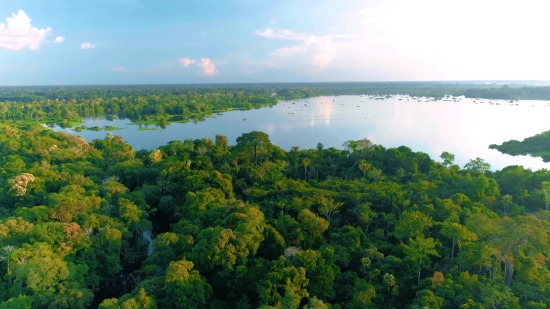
[
  {"left": 236, "top": 131, "right": 272, "bottom": 166},
  {"left": 317, "top": 197, "right": 343, "bottom": 224},
  {"left": 440, "top": 221, "right": 477, "bottom": 267},
  {"left": 358, "top": 160, "right": 371, "bottom": 181},
  {"left": 464, "top": 157, "right": 491, "bottom": 173},
  {"left": 164, "top": 262, "right": 213, "bottom": 309},
  {"left": 257, "top": 261, "right": 309, "bottom": 309},
  {"left": 393, "top": 210, "right": 433, "bottom": 239},
  {"left": 316, "top": 143, "right": 324, "bottom": 152},
  {"left": 541, "top": 181, "right": 550, "bottom": 210},
  {"left": 402, "top": 236, "right": 440, "bottom": 284},
  {"left": 440, "top": 151, "right": 455, "bottom": 167},
  {"left": 302, "top": 158, "right": 311, "bottom": 181},
  {"left": 0, "top": 295, "right": 33, "bottom": 309}
]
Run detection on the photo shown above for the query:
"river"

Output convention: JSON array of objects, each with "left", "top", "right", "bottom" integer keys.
[{"left": 49, "top": 95, "right": 550, "bottom": 171}]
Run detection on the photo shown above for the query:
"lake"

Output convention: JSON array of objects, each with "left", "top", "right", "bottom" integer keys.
[{"left": 49, "top": 95, "right": 550, "bottom": 171}]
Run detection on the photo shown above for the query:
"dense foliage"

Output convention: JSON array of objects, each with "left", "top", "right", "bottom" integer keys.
[
  {"left": 490, "top": 130, "right": 550, "bottom": 162},
  {"left": 0, "top": 87, "right": 278, "bottom": 128},
  {"left": 1, "top": 121, "right": 550, "bottom": 309}
]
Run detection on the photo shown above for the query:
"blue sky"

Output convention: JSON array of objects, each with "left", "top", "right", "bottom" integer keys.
[{"left": 0, "top": 0, "right": 549, "bottom": 85}]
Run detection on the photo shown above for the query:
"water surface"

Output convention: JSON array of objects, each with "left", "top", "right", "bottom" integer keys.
[{"left": 50, "top": 95, "right": 550, "bottom": 171}]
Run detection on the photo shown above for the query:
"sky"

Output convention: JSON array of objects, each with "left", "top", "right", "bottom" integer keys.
[{"left": 0, "top": 0, "right": 549, "bottom": 85}]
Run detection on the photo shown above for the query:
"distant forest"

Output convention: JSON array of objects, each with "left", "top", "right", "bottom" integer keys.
[
  {"left": 1, "top": 82, "right": 550, "bottom": 103},
  {"left": 464, "top": 85, "right": 550, "bottom": 100}
]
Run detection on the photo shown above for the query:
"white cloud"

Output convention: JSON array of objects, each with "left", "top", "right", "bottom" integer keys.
[
  {"left": 112, "top": 66, "right": 128, "bottom": 72},
  {"left": 0, "top": 10, "right": 52, "bottom": 51},
  {"left": 197, "top": 58, "right": 217, "bottom": 76},
  {"left": 330, "top": 27, "right": 336, "bottom": 31},
  {"left": 270, "top": 19, "right": 276, "bottom": 25},
  {"left": 179, "top": 58, "right": 196, "bottom": 67},
  {"left": 54, "top": 36, "right": 64, "bottom": 43},
  {"left": 80, "top": 42, "right": 94, "bottom": 49},
  {"left": 253, "top": 28, "right": 354, "bottom": 73}
]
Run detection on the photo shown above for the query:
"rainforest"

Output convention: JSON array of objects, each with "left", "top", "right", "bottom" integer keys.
[{"left": 0, "top": 84, "right": 550, "bottom": 309}]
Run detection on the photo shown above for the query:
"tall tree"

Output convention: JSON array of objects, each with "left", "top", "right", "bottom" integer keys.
[
  {"left": 541, "top": 181, "right": 550, "bottom": 210},
  {"left": 402, "top": 236, "right": 440, "bottom": 284},
  {"left": 302, "top": 158, "right": 311, "bottom": 181},
  {"left": 464, "top": 157, "right": 491, "bottom": 173},
  {"left": 236, "top": 131, "right": 272, "bottom": 166},
  {"left": 358, "top": 160, "right": 371, "bottom": 181},
  {"left": 440, "top": 151, "right": 455, "bottom": 167}
]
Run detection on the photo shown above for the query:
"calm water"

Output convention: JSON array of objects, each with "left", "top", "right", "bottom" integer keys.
[{"left": 50, "top": 95, "right": 550, "bottom": 171}]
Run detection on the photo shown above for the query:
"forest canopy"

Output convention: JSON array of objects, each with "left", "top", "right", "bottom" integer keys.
[{"left": 0, "top": 119, "right": 549, "bottom": 308}]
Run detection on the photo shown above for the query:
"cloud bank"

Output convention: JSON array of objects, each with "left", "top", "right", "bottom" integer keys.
[
  {"left": 0, "top": 10, "right": 52, "bottom": 51},
  {"left": 253, "top": 28, "right": 340, "bottom": 73}
]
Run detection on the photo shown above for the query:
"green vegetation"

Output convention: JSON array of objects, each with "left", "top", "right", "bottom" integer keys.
[
  {"left": 74, "top": 126, "right": 88, "bottom": 132},
  {"left": 490, "top": 130, "right": 550, "bottom": 162},
  {"left": 0, "top": 121, "right": 549, "bottom": 308},
  {"left": 88, "top": 126, "right": 102, "bottom": 131},
  {"left": 1, "top": 84, "right": 550, "bottom": 308},
  {"left": 104, "top": 126, "right": 122, "bottom": 131},
  {"left": 0, "top": 86, "right": 279, "bottom": 128},
  {"left": 75, "top": 126, "right": 123, "bottom": 132}
]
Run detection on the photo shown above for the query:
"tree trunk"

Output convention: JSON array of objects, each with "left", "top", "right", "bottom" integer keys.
[
  {"left": 458, "top": 246, "right": 462, "bottom": 271},
  {"left": 451, "top": 237, "right": 455, "bottom": 266},
  {"left": 504, "top": 260, "right": 514, "bottom": 287},
  {"left": 417, "top": 258, "right": 422, "bottom": 284},
  {"left": 7, "top": 260, "right": 11, "bottom": 286}
]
